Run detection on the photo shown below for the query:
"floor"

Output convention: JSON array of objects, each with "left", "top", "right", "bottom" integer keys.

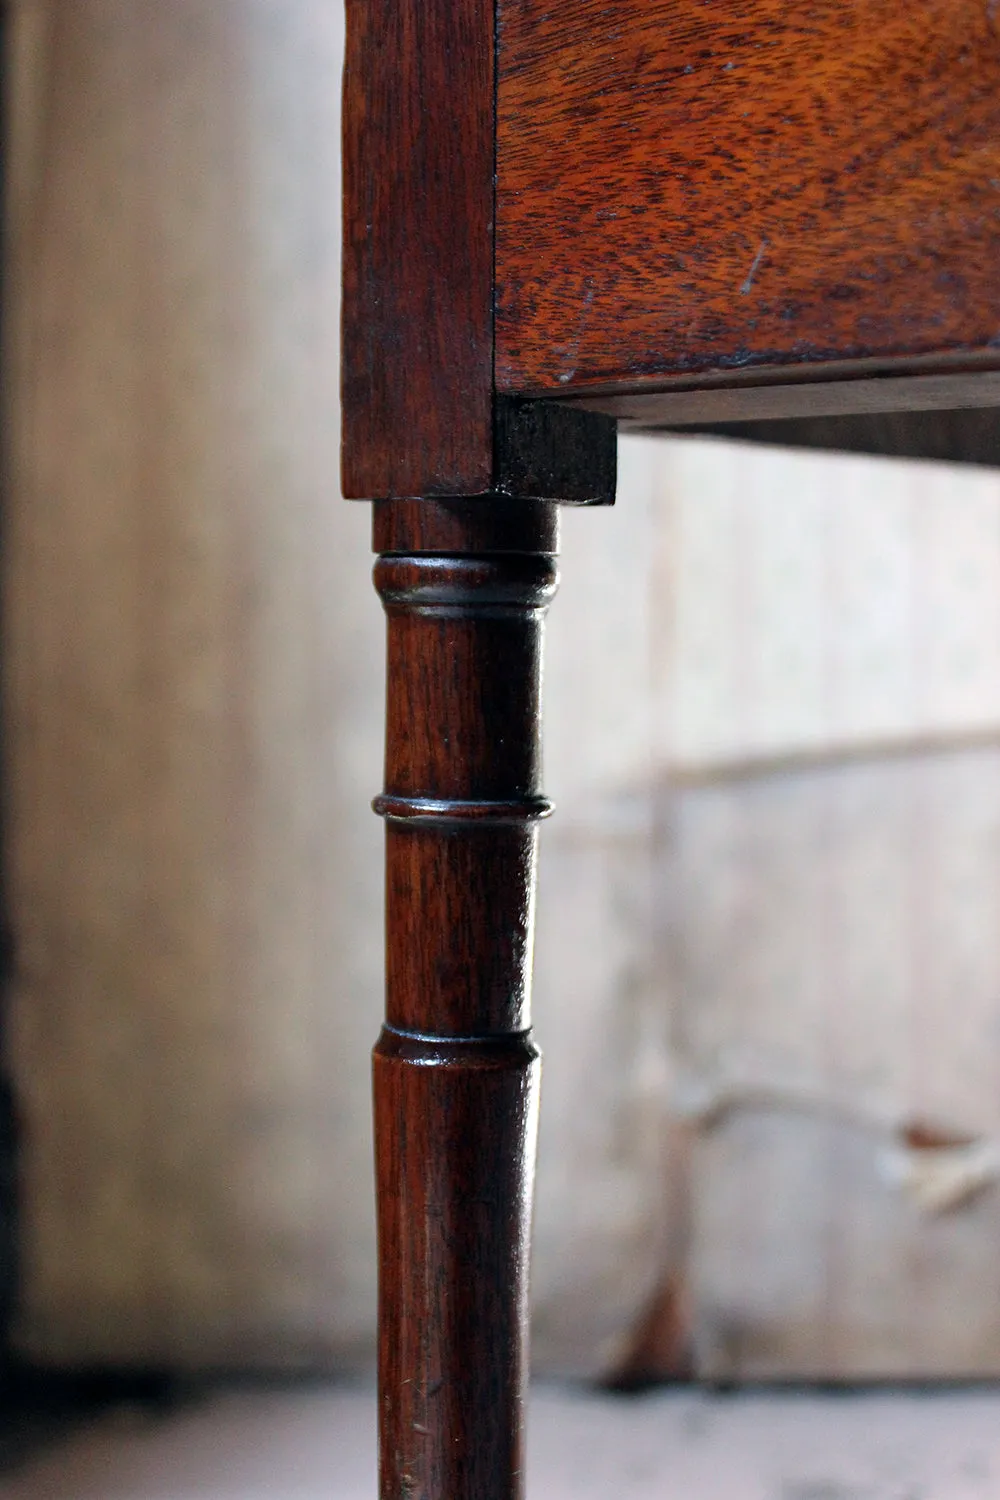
[{"left": 1, "top": 1384, "right": 999, "bottom": 1499}]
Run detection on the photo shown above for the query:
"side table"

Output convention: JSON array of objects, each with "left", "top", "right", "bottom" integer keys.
[{"left": 341, "top": 3, "right": 1000, "bottom": 1495}]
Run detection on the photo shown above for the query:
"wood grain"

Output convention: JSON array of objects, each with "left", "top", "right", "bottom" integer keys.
[
  {"left": 341, "top": 0, "right": 617, "bottom": 502},
  {"left": 496, "top": 0, "right": 1000, "bottom": 398},
  {"left": 342, "top": 0, "right": 494, "bottom": 498},
  {"left": 373, "top": 1031, "right": 539, "bottom": 1500},
  {"left": 372, "top": 503, "right": 557, "bottom": 1499}
]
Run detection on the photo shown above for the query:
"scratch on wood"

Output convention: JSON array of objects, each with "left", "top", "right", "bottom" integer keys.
[
  {"left": 557, "top": 281, "right": 596, "bottom": 382},
  {"left": 740, "top": 239, "right": 768, "bottom": 295}
]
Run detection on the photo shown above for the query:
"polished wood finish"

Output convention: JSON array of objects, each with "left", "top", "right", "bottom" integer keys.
[
  {"left": 373, "top": 497, "right": 560, "bottom": 558},
  {"left": 373, "top": 1029, "right": 539, "bottom": 1500},
  {"left": 342, "top": 0, "right": 493, "bottom": 498},
  {"left": 372, "top": 501, "right": 558, "bottom": 1500},
  {"left": 341, "top": 0, "right": 615, "bottom": 501},
  {"left": 496, "top": 0, "right": 1000, "bottom": 401},
  {"left": 348, "top": 3, "right": 1000, "bottom": 1494}
]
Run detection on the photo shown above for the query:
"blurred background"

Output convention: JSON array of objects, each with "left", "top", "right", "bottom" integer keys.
[{"left": 5, "top": 1, "right": 1000, "bottom": 1490}]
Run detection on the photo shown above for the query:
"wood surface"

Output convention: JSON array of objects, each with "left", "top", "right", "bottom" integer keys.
[
  {"left": 496, "top": 0, "right": 1000, "bottom": 400},
  {"left": 372, "top": 501, "right": 558, "bottom": 1499},
  {"left": 341, "top": 0, "right": 494, "bottom": 499},
  {"left": 341, "top": 0, "right": 615, "bottom": 500},
  {"left": 373, "top": 497, "right": 560, "bottom": 557},
  {"left": 569, "top": 370, "right": 1000, "bottom": 428},
  {"left": 492, "top": 397, "right": 616, "bottom": 505},
  {"left": 685, "top": 410, "right": 1000, "bottom": 468}
]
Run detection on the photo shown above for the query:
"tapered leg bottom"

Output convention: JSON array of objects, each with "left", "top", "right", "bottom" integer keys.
[{"left": 372, "top": 499, "right": 558, "bottom": 1500}]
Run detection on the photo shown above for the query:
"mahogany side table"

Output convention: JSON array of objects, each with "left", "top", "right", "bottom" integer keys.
[{"left": 341, "top": 3, "right": 1000, "bottom": 1495}]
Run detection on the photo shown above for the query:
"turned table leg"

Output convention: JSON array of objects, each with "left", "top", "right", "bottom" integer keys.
[{"left": 370, "top": 498, "right": 559, "bottom": 1500}]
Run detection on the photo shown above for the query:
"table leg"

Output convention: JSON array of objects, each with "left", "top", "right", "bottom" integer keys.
[{"left": 371, "top": 498, "right": 559, "bottom": 1500}]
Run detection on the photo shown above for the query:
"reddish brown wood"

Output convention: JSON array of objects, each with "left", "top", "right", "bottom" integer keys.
[
  {"left": 373, "top": 498, "right": 560, "bottom": 557},
  {"left": 496, "top": 0, "right": 1000, "bottom": 400},
  {"left": 372, "top": 501, "right": 558, "bottom": 1500},
  {"left": 342, "top": 0, "right": 494, "bottom": 499},
  {"left": 349, "top": 11, "right": 1000, "bottom": 1495},
  {"left": 374, "top": 1030, "right": 539, "bottom": 1500},
  {"left": 341, "top": 0, "right": 616, "bottom": 502}
]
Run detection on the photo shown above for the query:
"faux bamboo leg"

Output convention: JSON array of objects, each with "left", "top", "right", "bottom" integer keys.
[{"left": 371, "top": 498, "right": 559, "bottom": 1500}]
